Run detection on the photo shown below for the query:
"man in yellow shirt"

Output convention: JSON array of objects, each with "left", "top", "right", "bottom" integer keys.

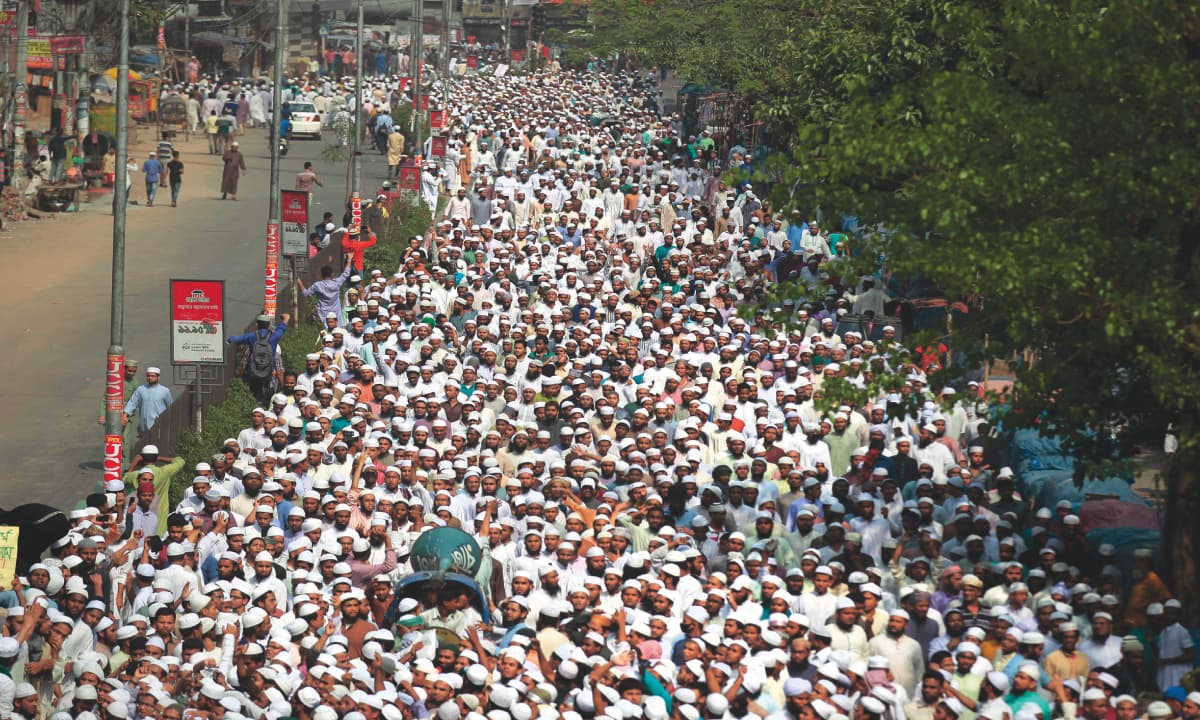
[{"left": 1043, "top": 622, "right": 1091, "bottom": 682}]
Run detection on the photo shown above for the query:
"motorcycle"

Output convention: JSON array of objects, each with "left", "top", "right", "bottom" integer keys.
[{"left": 278, "top": 136, "right": 289, "bottom": 157}]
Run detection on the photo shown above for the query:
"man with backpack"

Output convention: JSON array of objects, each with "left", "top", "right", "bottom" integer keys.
[{"left": 227, "top": 312, "right": 290, "bottom": 403}]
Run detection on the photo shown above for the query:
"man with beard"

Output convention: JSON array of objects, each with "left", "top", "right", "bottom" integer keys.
[
  {"left": 767, "top": 677, "right": 816, "bottom": 720},
  {"left": 913, "top": 423, "right": 955, "bottom": 480},
  {"left": 346, "top": 532, "right": 397, "bottom": 586},
  {"left": 498, "top": 429, "right": 534, "bottom": 476},
  {"left": 880, "top": 437, "right": 921, "bottom": 488},
  {"left": 783, "top": 636, "right": 817, "bottom": 683},
  {"left": 797, "top": 423, "right": 832, "bottom": 473},
  {"left": 827, "top": 597, "right": 869, "bottom": 662},
  {"left": 905, "top": 672, "right": 949, "bottom": 720},
  {"left": 229, "top": 468, "right": 266, "bottom": 519},
  {"left": 868, "top": 609, "right": 925, "bottom": 697},
  {"left": 527, "top": 567, "right": 566, "bottom": 621},
  {"left": 336, "top": 591, "right": 377, "bottom": 659}
]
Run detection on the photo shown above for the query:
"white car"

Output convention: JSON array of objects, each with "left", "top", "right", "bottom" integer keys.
[{"left": 288, "top": 102, "right": 322, "bottom": 139}]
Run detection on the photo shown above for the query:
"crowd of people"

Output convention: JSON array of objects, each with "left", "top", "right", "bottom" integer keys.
[{"left": 25, "top": 65, "right": 1194, "bottom": 720}]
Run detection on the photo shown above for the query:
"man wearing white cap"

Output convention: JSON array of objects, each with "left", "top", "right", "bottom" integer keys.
[{"left": 121, "top": 365, "right": 173, "bottom": 437}]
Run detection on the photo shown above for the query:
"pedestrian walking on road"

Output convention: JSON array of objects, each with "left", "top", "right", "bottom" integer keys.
[
  {"left": 205, "top": 110, "right": 219, "bottom": 154},
  {"left": 386, "top": 126, "right": 406, "bottom": 179},
  {"left": 295, "top": 161, "right": 324, "bottom": 205},
  {"left": 166, "top": 150, "right": 184, "bottom": 207},
  {"left": 220, "top": 142, "right": 245, "bottom": 200},
  {"left": 141, "top": 151, "right": 163, "bottom": 207},
  {"left": 121, "top": 365, "right": 172, "bottom": 439},
  {"left": 47, "top": 128, "right": 68, "bottom": 184}
]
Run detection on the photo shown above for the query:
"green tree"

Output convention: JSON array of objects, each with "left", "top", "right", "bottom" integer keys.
[
  {"left": 585, "top": 0, "right": 1200, "bottom": 611},
  {"left": 787, "top": 0, "right": 1200, "bottom": 611}
]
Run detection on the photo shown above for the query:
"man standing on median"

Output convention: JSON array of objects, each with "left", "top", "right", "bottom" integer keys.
[
  {"left": 298, "top": 263, "right": 353, "bottom": 323},
  {"left": 227, "top": 313, "right": 289, "bottom": 404},
  {"left": 121, "top": 365, "right": 172, "bottom": 440}
]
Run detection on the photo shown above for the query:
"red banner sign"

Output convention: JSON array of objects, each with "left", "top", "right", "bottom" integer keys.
[
  {"left": 105, "top": 353, "right": 125, "bottom": 412},
  {"left": 104, "top": 434, "right": 124, "bottom": 485},
  {"left": 430, "top": 110, "right": 447, "bottom": 129},
  {"left": 350, "top": 192, "right": 362, "bottom": 233},
  {"left": 265, "top": 224, "right": 280, "bottom": 316},
  {"left": 170, "top": 279, "right": 225, "bottom": 363},
  {"left": 430, "top": 135, "right": 446, "bottom": 159},
  {"left": 49, "top": 35, "right": 83, "bottom": 55},
  {"left": 399, "top": 164, "right": 420, "bottom": 191},
  {"left": 466, "top": 55, "right": 478, "bottom": 69},
  {"left": 511, "top": 49, "right": 524, "bottom": 63},
  {"left": 418, "top": 96, "right": 429, "bottom": 111}
]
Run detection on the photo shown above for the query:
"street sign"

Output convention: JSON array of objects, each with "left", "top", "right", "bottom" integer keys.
[
  {"left": 49, "top": 34, "right": 83, "bottom": 54},
  {"left": 280, "top": 189, "right": 309, "bottom": 256},
  {"left": 265, "top": 225, "right": 279, "bottom": 316},
  {"left": 430, "top": 135, "right": 446, "bottom": 158},
  {"left": 170, "top": 279, "right": 225, "bottom": 364},
  {"left": 399, "top": 163, "right": 420, "bottom": 191}
]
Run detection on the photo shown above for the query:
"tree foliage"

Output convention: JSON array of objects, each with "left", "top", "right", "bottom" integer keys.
[
  {"left": 587, "top": 0, "right": 1200, "bottom": 464},
  {"left": 582, "top": 0, "right": 1200, "bottom": 601}
]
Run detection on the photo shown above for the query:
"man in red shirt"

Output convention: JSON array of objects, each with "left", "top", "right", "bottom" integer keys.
[{"left": 341, "top": 224, "right": 377, "bottom": 275}]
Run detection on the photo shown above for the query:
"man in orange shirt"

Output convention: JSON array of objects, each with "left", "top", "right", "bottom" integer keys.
[
  {"left": 341, "top": 224, "right": 377, "bottom": 275},
  {"left": 1126, "top": 548, "right": 1172, "bottom": 629}
]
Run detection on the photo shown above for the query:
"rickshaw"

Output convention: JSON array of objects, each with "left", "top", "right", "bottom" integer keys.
[{"left": 159, "top": 94, "right": 190, "bottom": 141}]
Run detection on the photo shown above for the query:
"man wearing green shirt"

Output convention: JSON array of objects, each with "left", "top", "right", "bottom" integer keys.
[
  {"left": 122, "top": 446, "right": 186, "bottom": 536},
  {"left": 1004, "top": 663, "right": 1052, "bottom": 720}
]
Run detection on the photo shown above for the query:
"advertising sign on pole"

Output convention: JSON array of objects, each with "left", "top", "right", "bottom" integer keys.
[
  {"left": 430, "top": 110, "right": 447, "bottom": 129},
  {"left": 103, "top": 434, "right": 123, "bottom": 485},
  {"left": 103, "top": 351, "right": 125, "bottom": 484},
  {"left": 350, "top": 192, "right": 362, "bottom": 233},
  {"left": 280, "top": 189, "right": 309, "bottom": 256},
  {"left": 170, "top": 279, "right": 226, "bottom": 364},
  {"left": 265, "top": 225, "right": 280, "bottom": 316},
  {"left": 430, "top": 135, "right": 446, "bottom": 159},
  {"left": 399, "top": 164, "right": 420, "bottom": 191}
]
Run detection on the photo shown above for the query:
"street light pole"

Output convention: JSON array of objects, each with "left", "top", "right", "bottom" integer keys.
[
  {"left": 351, "top": 0, "right": 363, "bottom": 197},
  {"left": 12, "top": 0, "right": 28, "bottom": 197},
  {"left": 413, "top": 0, "right": 423, "bottom": 158},
  {"left": 441, "top": 0, "right": 451, "bottom": 105},
  {"left": 103, "top": 0, "right": 131, "bottom": 486},
  {"left": 265, "top": 0, "right": 285, "bottom": 317}
]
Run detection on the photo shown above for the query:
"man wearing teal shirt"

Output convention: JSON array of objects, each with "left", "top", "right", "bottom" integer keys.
[{"left": 1004, "top": 663, "right": 1052, "bottom": 719}]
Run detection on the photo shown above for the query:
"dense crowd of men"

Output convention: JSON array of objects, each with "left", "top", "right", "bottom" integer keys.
[{"left": 29, "top": 65, "right": 1195, "bottom": 720}]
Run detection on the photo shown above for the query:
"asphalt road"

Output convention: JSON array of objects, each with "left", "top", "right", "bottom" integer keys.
[{"left": 0, "top": 124, "right": 392, "bottom": 508}]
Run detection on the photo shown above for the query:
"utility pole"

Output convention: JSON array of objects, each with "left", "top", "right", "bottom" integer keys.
[
  {"left": 103, "top": 0, "right": 130, "bottom": 487},
  {"left": 413, "top": 0, "right": 423, "bottom": 158},
  {"left": 265, "top": 0, "right": 285, "bottom": 317},
  {"left": 184, "top": 0, "right": 190, "bottom": 52},
  {"left": 350, "top": 0, "right": 363, "bottom": 197},
  {"left": 502, "top": 0, "right": 510, "bottom": 64},
  {"left": 12, "top": 0, "right": 28, "bottom": 196},
  {"left": 441, "top": 0, "right": 450, "bottom": 105}
]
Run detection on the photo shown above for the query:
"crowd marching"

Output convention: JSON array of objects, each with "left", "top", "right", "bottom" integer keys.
[{"left": 23, "top": 64, "right": 1195, "bottom": 720}]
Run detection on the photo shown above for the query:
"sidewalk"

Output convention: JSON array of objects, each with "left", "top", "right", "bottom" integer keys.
[{"left": 0, "top": 122, "right": 370, "bottom": 507}]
